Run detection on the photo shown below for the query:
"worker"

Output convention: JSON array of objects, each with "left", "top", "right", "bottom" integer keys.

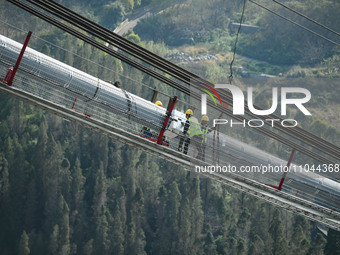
[
  {"left": 142, "top": 101, "right": 163, "bottom": 138},
  {"left": 199, "top": 115, "right": 209, "bottom": 161},
  {"left": 114, "top": 81, "right": 121, "bottom": 88},
  {"left": 178, "top": 109, "right": 201, "bottom": 155}
]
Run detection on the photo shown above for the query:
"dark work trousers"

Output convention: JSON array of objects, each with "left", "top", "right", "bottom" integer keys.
[
  {"left": 187, "top": 136, "right": 202, "bottom": 158},
  {"left": 198, "top": 143, "right": 206, "bottom": 161},
  {"left": 183, "top": 137, "right": 190, "bottom": 154}
]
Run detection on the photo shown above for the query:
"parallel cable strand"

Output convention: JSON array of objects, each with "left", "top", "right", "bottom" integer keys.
[
  {"left": 272, "top": 0, "right": 340, "bottom": 38},
  {"left": 229, "top": 0, "right": 247, "bottom": 83},
  {"left": 26, "top": 0, "right": 340, "bottom": 159},
  {"left": 249, "top": 0, "right": 340, "bottom": 47},
  {"left": 6, "top": 0, "right": 340, "bottom": 162},
  {"left": 6, "top": 0, "right": 190, "bottom": 94},
  {"left": 32, "top": 0, "right": 340, "bottom": 159}
]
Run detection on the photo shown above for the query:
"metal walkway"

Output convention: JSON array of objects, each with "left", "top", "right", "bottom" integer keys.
[
  {"left": 0, "top": 80, "right": 340, "bottom": 230},
  {"left": 0, "top": 29, "right": 339, "bottom": 231}
]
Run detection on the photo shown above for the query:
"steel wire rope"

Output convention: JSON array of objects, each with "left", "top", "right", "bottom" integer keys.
[
  {"left": 17, "top": 67, "right": 161, "bottom": 131},
  {"left": 244, "top": 0, "right": 340, "bottom": 157},
  {"left": 3, "top": 1, "right": 226, "bottom": 115},
  {"left": 26, "top": 0, "right": 192, "bottom": 84},
  {"left": 0, "top": 27, "right": 191, "bottom": 138},
  {"left": 229, "top": 0, "right": 247, "bottom": 84},
  {"left": 6, "top": 0, "right": 191, "bottom": 95},
  {"left": 11, "top": 22, "right": 195, "bottom": 116},
  {"left": 0, "top": 59, "right": 338, "bottom": 195},
  {"left": 15, "top": 1, "right": 340, "bottom": 159},
  {"left": 23, "top": 0, "right": 340, "bottom": 160},
  {"left": 6, "top": 0, "right": 340, "bottom": 163},
  {"left": 6, "top": 53, "right": 330, "bottom": 175},
  {"left": 0, "top": 18, "right": 185, "bottom": 102},
  {"left": 3, "top": 67, "right": 340, "bottom": 225},
  {"left": 9, "top": 62, "right": 164, "bottom": 130},
  {"left": 271, "top": 0, "right": 340, "bottom": 38},
  {"left": 0, "top": 0, "right": 324, "bottom": 165},
  {"left": 248, "top": 0, "right": 340, "bottom": 47},
  {"left": 0, "top": 13, "right": 213, "bottom": 126}
]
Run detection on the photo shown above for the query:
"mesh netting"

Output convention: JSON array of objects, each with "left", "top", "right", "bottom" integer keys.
[{"left": 0, "top": 32, "right": 339, "bottom": 212}]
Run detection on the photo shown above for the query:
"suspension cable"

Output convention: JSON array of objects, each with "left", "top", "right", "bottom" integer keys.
[
  {"left": 229, "top": 0, "right": 247, "bottom": 84},
  {"left": 249, "top": 0, "right": 340, "bottom": 47},
  {"left": 0, "top": 18, "right": 191, "bottom": 107},
  {"left": 272, "top": 0, "right": 340, "bottom": 38},
  {"left": 6, "top": 0, "right": 340, "bottom": 162}
]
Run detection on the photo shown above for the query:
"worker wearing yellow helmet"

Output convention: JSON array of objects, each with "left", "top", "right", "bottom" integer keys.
[
  {"left": 199, "top": 115, "right": 209, "bottom": 161},
  {"left": 185, "top": 109, "right": 193, "bottom": 116},
  {"left": 178, "top": 109, "right": 193, "bottom": 154},
  {"left": 142, "top": 101, "right": 163, "bottom": 138},
  {"left": 178, "top": 109, "right": 202, "bottom": 155}
]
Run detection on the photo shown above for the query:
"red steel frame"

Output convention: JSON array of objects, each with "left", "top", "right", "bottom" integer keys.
[
  {"left": 71, "top": 97, "right": 91, "bottom": 117},
  {"left": 157, "top": 96, "right": 177, "bottom": 145},
  {"left": 0, "top": 31, "right": 32, "bottom": 86},
  {"left": 278, "top": 149, "right": 296, "bottom": 190},
  {"left": 266, "top": 148, "right": 296, "bottom": 190}
]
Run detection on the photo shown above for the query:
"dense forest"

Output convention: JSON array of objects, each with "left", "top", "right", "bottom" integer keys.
[{"left": 0, "top": 0, "right": 340, "bottom": 254}]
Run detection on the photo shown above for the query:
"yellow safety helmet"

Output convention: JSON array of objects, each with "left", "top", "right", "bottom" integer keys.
[
  {"left": 185, "top": 109, "right": 193, "bottom": 116},
  {"left": 201, "top": 115, "right": 209, "bottom": 122},
  {"left": 155, "top": 101, "right": 163, "bottom": 106}
]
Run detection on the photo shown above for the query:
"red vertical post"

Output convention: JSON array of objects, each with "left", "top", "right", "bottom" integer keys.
[
  {"left": 278, "top": 149, "right": 296, "bottom": 190},
  {"left": 6, "top": 31, "right": 32, "bottom": 86},
  {"left": 72, "top": 97, "right": 77, "bottom": 109},
  {"left": 157, "top": 96, "right": 177, "bottom": 145}
]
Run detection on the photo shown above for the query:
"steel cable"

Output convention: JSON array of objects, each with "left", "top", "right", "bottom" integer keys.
[
  {"left": 24, "top": 0, "right": 340, "bottom": 160},
  {"left": 6, "top": 0, "right": 340, "bottom": 163}
]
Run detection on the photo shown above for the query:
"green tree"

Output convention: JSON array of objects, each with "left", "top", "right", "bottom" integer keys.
[
  {"left": 269, "top": 209, "right": 289, "bottom": 255},
  {"left": 248, "top": 235, "right": 265, "bottom": 255},
  {"left": 120, "top": 0, "right": 134, "bottom": 12},
  {"left": 57, "top": 195, "right": 71, "bottom": 255},
  {"left": 83, "top": 239, "right": 94, "bottom": 255},
  {"left": 71, "top": 158, "right": 85, "bottom": 211},
  {"left": 126, "top": 31, "right": 145, "bottom": 47},
  {"left": 61, "top": 35, "right": 74, "bottom": 66},
  {"left": 310, "top": 119, "right": 328, "bottom": 137},
  {"left": 49, "top": 225, "right": 59, "bottom": 255},
  {"left": 324, "top": 229, "right": 340, "bottom": 255},
  {"left": 177, "top": 197, "right": 191, "bottom": 254},
  {"left": 238, "top": 238, "right": 246, "bottom": 255},
  {"left": 101, "top": 2, "right": 125, "bottom": 29},
  {"left": 18, "top": 230, "right": 30, "bottom": 255},
  {"left": 0, "top": 154, "right": 9, "bottom": 202},
  {"left": 189, "top": 177, "right": 203, "bottom": 250},
  {"left": 108, "top": 204, "right": 124, "bottom": 255},
  {"left": 308, "top": 233, "right": 326, "bottom": 255},
  {"left": 152, "top": 186, "right": 170, "bottom": 254},
  {"left": 290, "top": 225, "right": 310, "bottom": 254},
  {"left": 204, "top": 231, "right": 217, "bottom": 255},
  {"left": 94, "top": 207, "right": 110, "bottom": 255},
  {"left": 92, "top": 163, "right": 107, "bottom": 218}
]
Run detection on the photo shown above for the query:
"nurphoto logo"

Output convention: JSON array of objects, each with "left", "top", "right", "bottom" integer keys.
[{"left": 200, "top": 84, "right": 312, "bottom": 128}]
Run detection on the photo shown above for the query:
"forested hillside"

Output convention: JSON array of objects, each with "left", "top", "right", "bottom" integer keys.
[
  {"left": 0, "top": 99, "right": 334, "bottom": 255},
  {"left": 136, "top": 0, "right": 340, "bottom": 66},
  {"left": 0, "top": 0, "right": 340, "bottom": 254}
]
